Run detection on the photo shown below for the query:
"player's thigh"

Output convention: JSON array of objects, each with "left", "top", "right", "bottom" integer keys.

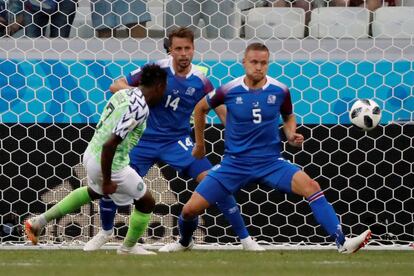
[
  {"left": 129, "top": 140, "right": 157, "bottom": 177},
  {"left": 261, "top": 159, "right": 300, "bottom": 194},
  {"left": 110, "top": 166, "right": 147, "bottom": 206},
  {"left": 194, "top": 175, "right": 231, "bottom": 206},
  {"left": 83, "top": 149, "right": 105, "bottom": 197}
]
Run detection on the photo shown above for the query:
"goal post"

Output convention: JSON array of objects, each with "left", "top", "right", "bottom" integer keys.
[{"left": 0, "top": 4, "right": 413, "bottom": 250}]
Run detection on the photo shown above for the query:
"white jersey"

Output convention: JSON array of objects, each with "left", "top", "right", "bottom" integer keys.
[{"left": 87, "top": 88, "right": 149, "bottom": 171}]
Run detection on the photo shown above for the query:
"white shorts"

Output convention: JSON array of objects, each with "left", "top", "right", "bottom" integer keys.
[{"left": 83, "top": 149, "right": 147, "bottom": 206}]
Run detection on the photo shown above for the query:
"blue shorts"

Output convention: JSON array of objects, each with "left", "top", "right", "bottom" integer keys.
[
  {"left": 129, "top": 136, "right": 212, "bottom": 179},
  {"left": 195, "top": 156, "right": 300, "bottom": 205}
]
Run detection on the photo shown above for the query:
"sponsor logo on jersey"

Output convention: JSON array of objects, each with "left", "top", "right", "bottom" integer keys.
[
  {"left": 267, "top": 95, "right": 277, "bottom": 104},
  {"left": 252, "top": 101, "right": 259, "bottom": 107},
  {"left": 236, "top": 97, "right": 243, "bottom": 104},
  {"left": 173, "top": 89, "right": 180, "bottom": 94},
  {"left": 185, "top": 87, "right": 196, "bottom": 96}
]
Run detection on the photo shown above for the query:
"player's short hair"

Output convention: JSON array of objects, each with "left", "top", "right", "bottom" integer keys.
[
  {"left": 245, "top": 43, "right": 269, "bottom": 55},
  {"left": 168, "top": 27, "right": 194, "bottom": 45},
  {"left": 139, "top": 64, "right": 167, "bottom": 88},
  {"left": 163, "top": 37, "right": 170, "bottom": 54}
]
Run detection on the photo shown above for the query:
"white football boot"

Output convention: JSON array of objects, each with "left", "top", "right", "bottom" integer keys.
[
  {"left": 83, "top": 230, "right": 113, "bottom": 251},
  {"left": 241, "top": 237, "right": 266, "bottom": 251},
  {"left": 338, "top": 229, "right": 372, "bottom": 254},
  {"left": 117, "top": 244, "right": 157, "bottom": 255},
  {"left": 159, "top": 240, "right": 194, "bottom": 252}
]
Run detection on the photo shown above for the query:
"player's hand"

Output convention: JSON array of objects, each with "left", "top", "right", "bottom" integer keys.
[
  {"left": 192, "top": 144, "right": 206, "bottom": 159},
  {"left": 287, "top": 133, "right": 304, "bottom": 147},
  {"left": 102, "top": 180, "right": 117, "bottom": 195}
]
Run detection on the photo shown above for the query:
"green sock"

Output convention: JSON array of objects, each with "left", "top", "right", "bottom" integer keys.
[
  {"left": 123, "top": 209, "right": 152, "bottom": 248},
  {"left": 44, "top": 187, "right": 91, "bottom": 222}
]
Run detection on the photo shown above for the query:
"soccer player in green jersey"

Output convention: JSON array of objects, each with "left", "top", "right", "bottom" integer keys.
[{"left": 24, "top": 64, "right": 167, "bottom": 255}]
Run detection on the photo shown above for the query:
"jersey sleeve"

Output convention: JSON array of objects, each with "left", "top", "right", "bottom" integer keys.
[
  {"left": 125, "top": 67, "right": 142, "bottom": 87},
  {"left": 206, "top": 86, "right": 225, "bottom": 109},
  {"left": 280, "top": 88, "right": 293, "bottom": 116},
  {"left": 113, "top": 95, "right": 148, "bottom": 139},
  {"left": 203, "top": 77, "right": 214, "bottom": 94}
]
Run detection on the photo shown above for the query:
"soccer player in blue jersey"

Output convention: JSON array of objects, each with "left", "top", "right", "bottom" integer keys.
[
  {"left": 160, "top": 43, "right": 372, "bottom": 253},
  {"left": 84, "top": 27, "right": 263, "bottom": 252}
]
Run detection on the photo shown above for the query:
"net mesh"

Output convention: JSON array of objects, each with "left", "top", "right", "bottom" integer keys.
[{"left": 0, "top": 0, "right": 413, "bottom": 249}]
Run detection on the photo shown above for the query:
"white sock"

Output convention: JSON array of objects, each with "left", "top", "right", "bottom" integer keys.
[{"left": 37, "top": 215, "right": 47, "bottom": 228}]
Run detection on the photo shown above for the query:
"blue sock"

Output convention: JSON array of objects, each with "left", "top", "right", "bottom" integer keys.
[
  {"left": 216, "top": 195, "right": 249, "bottom": 239},
  {"left": 99, "top": 197, "right": 117, "bottom": 232},
  {"left": 307, "top": 191, "right": 345, "bottom": 246},
  {"left": 178, "top": 214, "right": 198, "bottom": 247}
]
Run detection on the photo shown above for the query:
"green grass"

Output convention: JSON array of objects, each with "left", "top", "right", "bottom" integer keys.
[{"left": 0, "top": 250, "right": 413, "bottom": 276}]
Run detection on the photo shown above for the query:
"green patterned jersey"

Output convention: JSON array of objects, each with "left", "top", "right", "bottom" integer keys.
[{"left": 87, "top": 88, "right": 149, "bottom": 171}]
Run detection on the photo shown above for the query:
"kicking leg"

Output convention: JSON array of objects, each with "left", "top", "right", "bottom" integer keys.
[{"left": 25, "top": 186, "right": 96, "bottom": 245}]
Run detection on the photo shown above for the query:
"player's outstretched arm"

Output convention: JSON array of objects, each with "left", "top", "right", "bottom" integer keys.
[
  {"left": 101, "top": 134, "right": 123, "bottom": 194},
  {"left": 193, "top": 97, "right": 210, "bottom": 159},
  {"left": 282, "top": 114, "right": 304, "bottom": 147},
  {"left": 109, "top": 78, "right": 131, "bottom": 93},
  {"left": 213, "top": 105, "right": 227, "bottom": 127}
]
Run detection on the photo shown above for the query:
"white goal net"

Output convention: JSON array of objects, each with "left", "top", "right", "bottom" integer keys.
[{"left": 0, "top": 0, "right": 413, "bottom": 250}]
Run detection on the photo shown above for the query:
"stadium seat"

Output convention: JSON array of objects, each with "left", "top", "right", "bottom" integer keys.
[
  {"left": 372, "top": 7, "right": 414, "bottom": 38},
  {"left": 69, "top": 0, "right": 94, "bottom": 38},
  {"left": 309, "top": 7, "right": 370, "bottom": 39},
  {"left": 401, "top": 0, "right": 414, "bottom": 6},
  {"left": 244, "top": 7, "right": 305, "bottom": 39}
]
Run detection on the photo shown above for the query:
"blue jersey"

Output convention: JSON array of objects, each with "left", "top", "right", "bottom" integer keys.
[
  {"left": 126, "top": 58, "right": 214, "bottom": 141},
  {"left": 207, "top": 76, "right": 293, "bottom": 160}
]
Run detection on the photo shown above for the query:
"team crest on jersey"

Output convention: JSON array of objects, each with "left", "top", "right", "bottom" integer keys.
[
  {"left": 185, "top": 87, "right": 196, "bottom": 96},
  {"left": 173, "top": 89, "right": 180, "bottom": 94},
  {"left": 137, "top": 182, "right": 144, "bottom": 191},
  {"left": 235, "top": 97, "right": 243, "bottom": 104},
  {"left": 267, "top": 95, "right": 277, "bottom": 104}
]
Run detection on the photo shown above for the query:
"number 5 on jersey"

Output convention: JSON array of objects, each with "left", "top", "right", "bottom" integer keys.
[
  {"left": 252, "top": 108, "right": 262, "bottom": 124},
  {"left": 165, "top": 95, "right": 180, "bottom": 111}
]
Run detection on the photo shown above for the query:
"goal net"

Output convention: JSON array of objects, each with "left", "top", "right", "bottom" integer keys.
[{"left": 0, "top": 0, "right": 413, "bottom": 250}]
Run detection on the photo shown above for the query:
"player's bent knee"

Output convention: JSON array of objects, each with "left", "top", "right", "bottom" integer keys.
[
  {"left": 134, "top": 190, "right": 155, "bottom": 214},
  {"left": 182, "top": 205, "right": 203, "bottom": 220},
  {"left": 304, "top": 180, "right": 321, "bottom": 197},
  {"left": 195, "top": 170, "right": 208, "bottom": 183},
  {"left": 181, "top": 193, "right": 210, "bottom": 220}
]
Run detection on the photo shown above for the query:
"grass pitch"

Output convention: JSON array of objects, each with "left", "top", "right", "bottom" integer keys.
[{"left": 0, "top": 249, "right": 413, "bottom": 276}]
